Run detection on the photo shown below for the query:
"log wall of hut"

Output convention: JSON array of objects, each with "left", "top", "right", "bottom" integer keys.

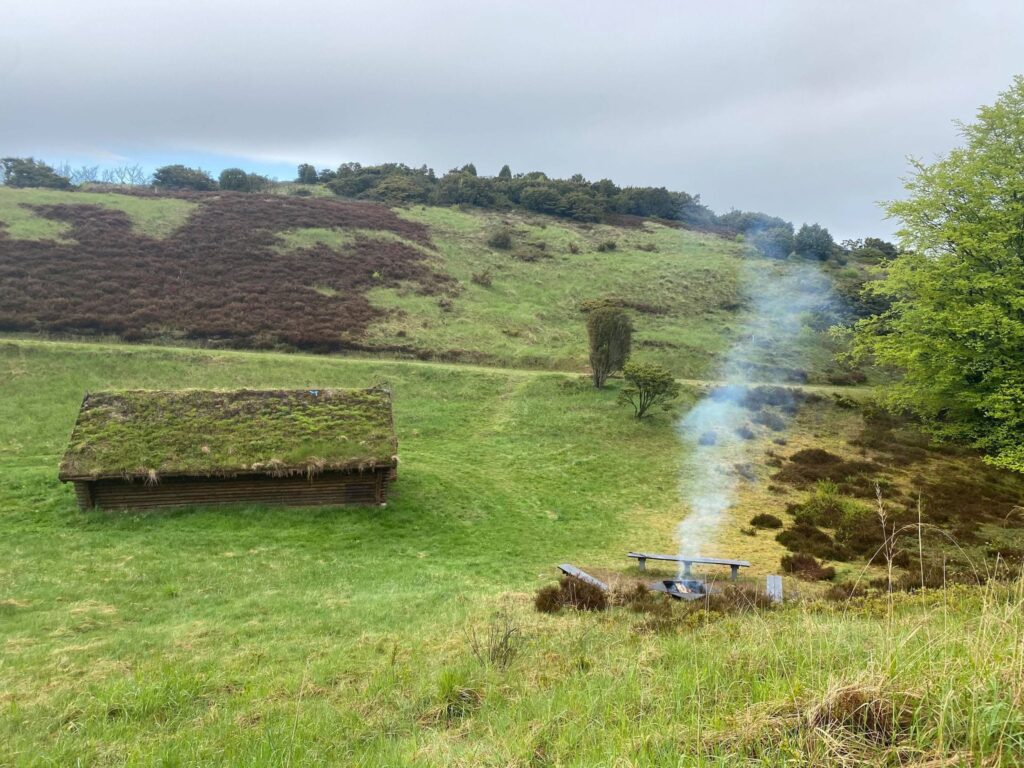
[{"left": 71, "top": 469, "right": 394, "bottom": 510}]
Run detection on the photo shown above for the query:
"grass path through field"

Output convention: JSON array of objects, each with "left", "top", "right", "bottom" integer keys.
[{"left": 1, "top": 336, "right": 869, "bottom": 395}]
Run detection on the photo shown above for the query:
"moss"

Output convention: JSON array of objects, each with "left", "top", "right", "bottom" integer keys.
[{"left": 58, "top": 387, "right": 396, "bottom": 480}]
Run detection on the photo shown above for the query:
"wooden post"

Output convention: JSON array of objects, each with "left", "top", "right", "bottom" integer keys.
[
  {"left": 766, "top": 575, "right": 783, "bottom": 603},
  {"left": 374, "top": 471, "right": 384, "bottom": 505}
]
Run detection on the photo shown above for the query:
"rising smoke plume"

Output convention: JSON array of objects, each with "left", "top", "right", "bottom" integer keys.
[{"left": 675, "top": 260, "right": 837, "bottom": 565}]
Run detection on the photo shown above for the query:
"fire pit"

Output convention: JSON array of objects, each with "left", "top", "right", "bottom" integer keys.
[{"left": 650, "top": 578, "right": 708, "bottom": 600}]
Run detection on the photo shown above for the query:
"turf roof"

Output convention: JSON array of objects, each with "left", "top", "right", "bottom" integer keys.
[{"left": 58, "top": 388, "right": 397, "bottom": 481}]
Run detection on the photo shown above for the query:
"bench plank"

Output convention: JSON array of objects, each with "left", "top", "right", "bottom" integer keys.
[
  {"left": 558, "top": 564, "right": 609, "bottom": 591},
  {"left": 627, "top": 552, "right": 750, "bottom": 579}
]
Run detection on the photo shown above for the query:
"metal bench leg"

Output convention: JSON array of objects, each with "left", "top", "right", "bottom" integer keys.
[
  {"left": 637, "top": 557, "right": 646, "bottom": 572},
  {"left": 730, "top": 565, "right": 739, "bottom": 580},
  {"left": 683, "top": 562, "right": 691, "bottom": 577}
]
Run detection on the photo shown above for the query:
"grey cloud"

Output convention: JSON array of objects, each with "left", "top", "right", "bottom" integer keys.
[{"left": 3, "top": 0, "right": 1023, "bottom": 237}]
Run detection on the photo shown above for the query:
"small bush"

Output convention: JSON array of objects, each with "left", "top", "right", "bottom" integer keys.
[
  {"left": 735, "top": 424, "right": 755, "bottom": 440},
  {"left": 534, "top": 576, "right": 608, "bottom": 613},
  {"left": 834, "top": 505, "right": 885, "bottom": 558},
  {"left": 790, "top": 448, "right": 843, "bottom": 465},
  {"left": 777, "top": 522, "right": 845, "bottom": 560},
  {"left": 793, "top": 480, "right": 846, "bottom": 526},
  {"left": 752, "top": 410, "right": 786, "bottom": 431},
  {"left": 734, "top": 462, "right": 757, "bottom": 481},
  {"left": 750, "top": 513, "right": 783, "bottom": 529},
  {"left": 595, "top": 240, "right": 617, "bottom": 252},
  {"left": 890, "top": 549, "right": 911, "bottom": 568},
  {"left": 614, "top": 582, "right": 666, "bottom": 613},
  {"left": 534, "top": 585, "right": 563, "bottom": 613},
  {"left": 470, "top": 270, "right": 493, "bottom": 287},
  {"left": 825, "top": 582, "right": 867, "bottom": 601},
  {"left": 561, "top": 576, "right": 607, "bottom": 611},
  {"left": 568, "top": 242, "right": 580, "bottom": 254},
  {"left": 781, "top": 552, "right": 836, "bottom": 581},
  {"left": 618, "top": 583, "right": 773, "bottom": 633},
  {"left": 487, "top": 229, "right": 514, "bottom": 250},
  {"left": 808, "top": 681, "right": 919, "bottom": 745},
  {"left": 703, "top": 585, "right": 776, "bottom": 613}
]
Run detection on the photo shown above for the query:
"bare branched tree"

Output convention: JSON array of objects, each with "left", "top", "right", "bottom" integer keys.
[
  {"left": 100, "top": 164, "right": 149, "bottom": 186},
  {"left": 52, "top": 161, "right": 73, "bottom": 180},
  {"left": 70, "top": 165, "right": 99, "bottom": 184}
]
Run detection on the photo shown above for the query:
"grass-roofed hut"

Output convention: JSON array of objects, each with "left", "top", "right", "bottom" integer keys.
[{"left": 58, "top": 387, "right": 398, "bottom": 510}]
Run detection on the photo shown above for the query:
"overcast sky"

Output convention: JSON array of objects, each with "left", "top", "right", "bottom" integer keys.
[{"left": 3, "top": 1, "right": 1022, "bottom": 239}]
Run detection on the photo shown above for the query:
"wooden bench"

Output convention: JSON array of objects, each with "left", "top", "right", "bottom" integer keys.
[{"left": 627, "top": 552, "right": 751, "bottom": 580}]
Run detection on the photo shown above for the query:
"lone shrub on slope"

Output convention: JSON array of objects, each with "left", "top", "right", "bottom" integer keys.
[
  {"left": 587, "top": 306, "right": 632, "bottom": 388},
  {"left": 618, "top": 361, "right": 680, "bottom": 419}
]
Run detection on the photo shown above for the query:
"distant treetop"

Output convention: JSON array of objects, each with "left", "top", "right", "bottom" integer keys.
[
  {"left": 153, "top": 164, "right": 216, "bottom": 191},
  {"left": 0, "top": 157, "right": 72, "bottom": 189}
]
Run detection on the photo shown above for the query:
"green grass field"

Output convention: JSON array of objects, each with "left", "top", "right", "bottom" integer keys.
[
  {"left": 362, "top": 206, "right": 750, "bottom": 377},
  {"left": 2, "top": 339, "right": 1022, "bottom": 766},
  {"left": 0, "top": 187, "right": 196, "bottom": 240}
]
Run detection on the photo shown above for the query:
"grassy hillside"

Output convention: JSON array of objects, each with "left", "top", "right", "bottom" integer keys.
[
  {"left": 0, "top": 187, "right": 850, "bottom": 382},
  {"left": 2, "top": 339, "right": 1022, "bottom": 765}
]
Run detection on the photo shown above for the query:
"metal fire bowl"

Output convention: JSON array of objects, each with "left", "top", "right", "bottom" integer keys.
[{"left": 650, "top": 579, "right": 707, "bottom": 601}]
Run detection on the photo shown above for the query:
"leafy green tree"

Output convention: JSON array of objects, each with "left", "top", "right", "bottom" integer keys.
[
  {"left": 218, "top": 168, "right": 250, "bottom": 191},
  {"left": 519, "top": 184, "right": 564, "bottom": 216},
  {"left": 435, "top": 170, "right": 495, "bottom": 207},
  {"left": 0, "top": 157, "right": 72, "bottom": 189},
  {"left": 586, "top": 306, "right": 632, "bottom": 388},
  {"left": 618, "top": 361, "right": 681, "bottom": 418},
  {"left": 863, "top": 237, "right": 897, "bottom": 259},
  {"left": 497, "top": 164, "right": 512, "bottom": 180},
  {"left": 750, "top": 226, "right": 795, "bottom": 259},
  {"left": 370, "top": 174, "right": 433, "bottom": 204},
  {"left": 153, "top": 164, "right": 216, "bottom": 191},
  {"left": 246, "top": 173, "right": 270, "bottom": 192},
  {"left": 296, "top": 163, "right": 319, "bottom": 184},
  {"left": 794, "top": 223, "right": 835, "bottom": 260},
  {"left": 854, "top": 76, "right": 1024, "bottom": 472}
]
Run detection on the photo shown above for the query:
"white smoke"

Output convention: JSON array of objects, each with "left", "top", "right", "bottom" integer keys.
[{"left": 675, "top": 260, "right": 837, "bottom": 566}]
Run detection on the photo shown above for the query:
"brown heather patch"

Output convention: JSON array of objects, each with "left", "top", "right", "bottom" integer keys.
[
  {"left": 772, "top": 448, "right": 886, "bottom": 498},
  {"left": 0, "top": 192, "right": 450, "bottom": 352}
]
